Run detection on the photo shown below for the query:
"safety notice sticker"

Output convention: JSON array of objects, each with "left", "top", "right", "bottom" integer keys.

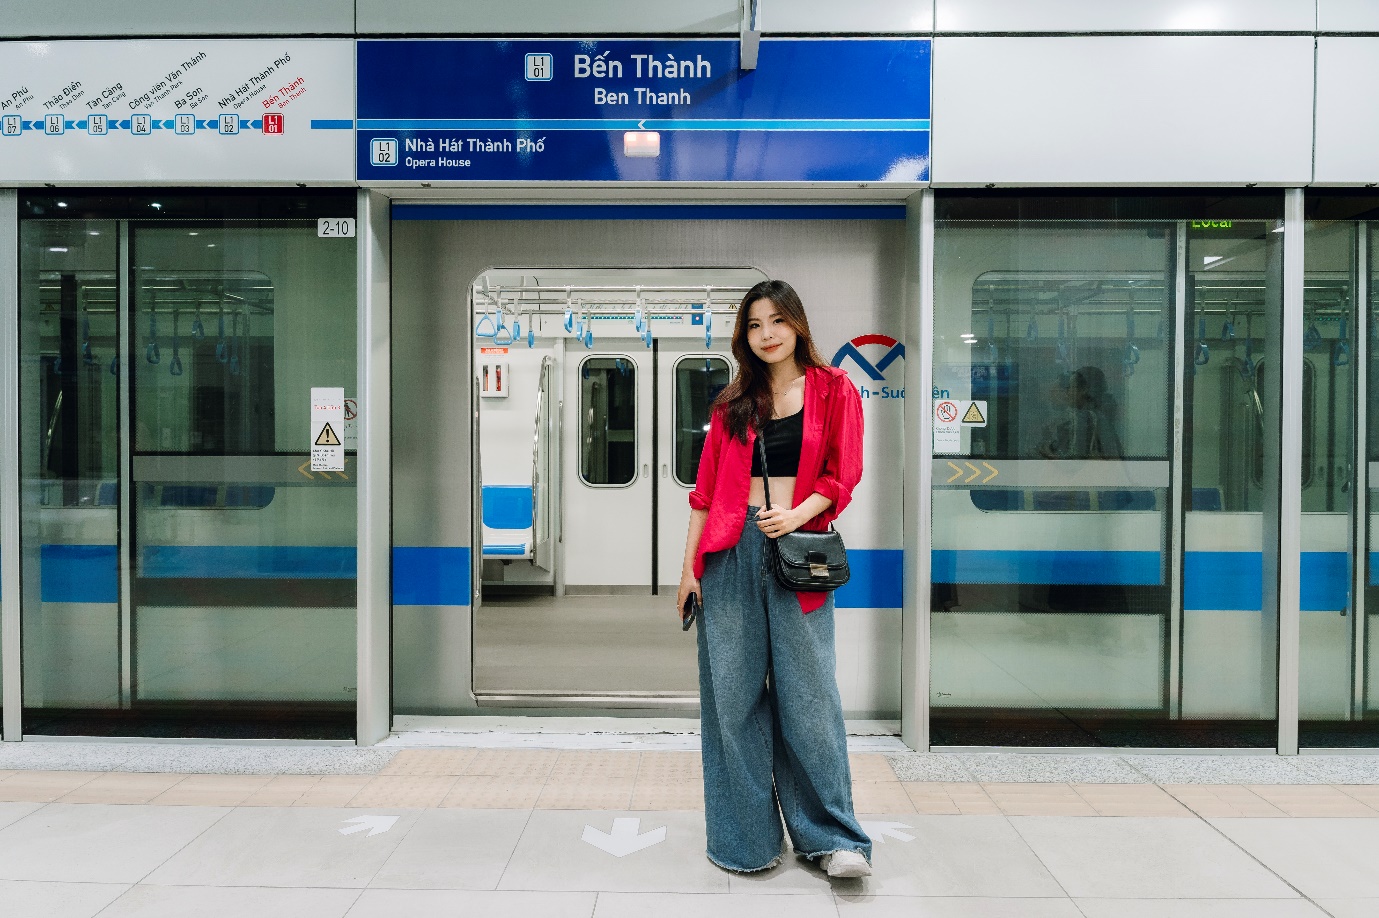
[
  {"left": 311, "top": 387, "right": 345, "bottom": 471},
  {"left": 934, "top": 398, "right": 986, "bottom": 452}
]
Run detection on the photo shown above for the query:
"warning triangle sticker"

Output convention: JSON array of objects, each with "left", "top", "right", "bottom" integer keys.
[
  {"left": 962, "top": 403, "right": 986, "bottom": 424},
  {"left": 315, "top": 423, "right": 342, "bottom": 446}
]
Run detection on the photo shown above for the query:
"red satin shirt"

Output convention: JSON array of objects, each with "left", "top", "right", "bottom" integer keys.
[{"left": 688, "top": 364, "right": 864, "bottom": 614}]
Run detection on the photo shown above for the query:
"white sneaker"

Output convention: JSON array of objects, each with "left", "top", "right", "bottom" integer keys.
[{"left": 822, "top": 850, "right": 871, "bottom": 878}]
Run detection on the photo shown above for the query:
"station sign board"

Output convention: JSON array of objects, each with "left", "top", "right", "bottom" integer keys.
[
  {"left": 0, "top": 39, "right": 355, "bottom": 183},
  {"left": 355, "top": 38, "right": 930, "bottom": 183}
]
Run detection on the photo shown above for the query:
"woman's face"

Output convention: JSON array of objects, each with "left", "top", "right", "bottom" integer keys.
[{"left": 744, "top": 297, "right": 799, "bottom": 368}]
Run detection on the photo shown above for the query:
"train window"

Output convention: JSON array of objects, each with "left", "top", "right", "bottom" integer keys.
[
  {"left": 579, "top": 356, "right": 637, "bottom": 487},
  {"left": 672, "top": 356, "right": 731, "bottom": 487}
]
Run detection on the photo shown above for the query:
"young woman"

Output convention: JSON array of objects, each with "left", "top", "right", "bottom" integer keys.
[{"left": 678, "top": 279, "right": 872, "bottom": 878}]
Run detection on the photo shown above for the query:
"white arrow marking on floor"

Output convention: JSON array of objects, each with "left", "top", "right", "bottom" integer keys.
[
  {"left": 581, "top": 817, "right": 667, "bottom": 857},
  {"left": 338, "top": 815, "right": 399, "bottom": 838},
  {"left": 860, "top": 820, "right": 915, "bottom": 843}
]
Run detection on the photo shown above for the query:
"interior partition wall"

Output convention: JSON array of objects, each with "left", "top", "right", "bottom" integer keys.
[
  {"left": 14, "top": 190, "right": 358, "bottom": 739},
  {"left": 929, "top": 191, "right": 1294, "bottom": 748}
]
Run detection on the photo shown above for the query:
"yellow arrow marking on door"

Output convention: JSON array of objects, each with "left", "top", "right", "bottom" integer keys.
[
  {"left": 982, "top": 462, "right": 999, "bottom": 484},
  {"left": 946, "top": 461, "right": 964, "bottom": 483},
  {"left": 964, "top": 462, "right": 981, "bottom": 484},
  {"left": 298, "top": 461, "right": 315, "bottom": 480}
]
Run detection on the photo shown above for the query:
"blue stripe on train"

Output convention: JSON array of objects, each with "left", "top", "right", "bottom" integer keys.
[{"left": 30, "top": 546, "right": 1369, "bottom": 612}]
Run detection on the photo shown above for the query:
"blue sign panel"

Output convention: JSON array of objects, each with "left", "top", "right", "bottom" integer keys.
[{"left": 356, "top": 38, "right": 930, "bottom": 182}]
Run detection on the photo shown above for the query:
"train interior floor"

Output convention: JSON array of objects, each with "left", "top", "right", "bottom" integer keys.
[{"left": 1, "top": 726, "right": 1379, "bottom": 915}]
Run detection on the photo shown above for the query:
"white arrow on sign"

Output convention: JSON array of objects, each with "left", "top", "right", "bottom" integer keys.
[
  {"left": 581, "top": 817, "right": 667, "bottom": 857},
  {"left": 860, "top": 820, "right": 915, "bottom": 843},
  {"left": 339, "top": 815, "right": 399, "bottom": 838}
]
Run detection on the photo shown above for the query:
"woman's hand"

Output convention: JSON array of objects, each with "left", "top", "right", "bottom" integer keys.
[
  {"left": 756, "top": 503, "right": 806, "bottom": 539},
  {"left": 676, "top": 570, "right": 701, "bottom": 620}
]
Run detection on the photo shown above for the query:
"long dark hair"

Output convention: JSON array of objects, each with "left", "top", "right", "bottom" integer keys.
[{"left": 714, "top": 279, "right": 827, "bottom": 442}]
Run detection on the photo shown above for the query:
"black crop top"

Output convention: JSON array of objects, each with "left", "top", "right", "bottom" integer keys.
[{"left": 751, "top": 409, "right": 803, "bottom": 477}]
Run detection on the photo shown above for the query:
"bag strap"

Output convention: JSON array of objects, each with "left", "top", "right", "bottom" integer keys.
[{"left": 756, "top": 430, "right": 772, "bottom": 509}]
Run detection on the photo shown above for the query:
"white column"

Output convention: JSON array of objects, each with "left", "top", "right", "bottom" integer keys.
[
  {"left": 0, "top": 190, "right": 20, "bottom": 742},
  {"left": 1276, "top": 188, "right": 1304, "bottom": 755}
]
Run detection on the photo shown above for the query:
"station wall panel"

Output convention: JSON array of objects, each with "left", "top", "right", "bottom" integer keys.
[
  {"left": 1315, "top": 38, "right": 1379, "bottom": 184},
  {"left": 935, "top": 0, "right": 1316, "bottom": 33},
  {"left": 1319, "top": 0, "right": 1379, "bottom": 31},
  {"left": 0, "top": 1, "right": 355, "bottom": 37},
  {"left": 930, "top": 35, "right": 1315, "bottom": 186}
]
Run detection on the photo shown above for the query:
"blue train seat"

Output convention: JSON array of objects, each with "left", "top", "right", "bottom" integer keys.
[
  {"left": 1192, "top": 488, "right": 1223, "bottom": 511},
  {"left": 482, "top": 484, "right": 535, "bottom": 559}
]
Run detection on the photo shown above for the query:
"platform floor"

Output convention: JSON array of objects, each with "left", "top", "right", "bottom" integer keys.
[{"left": 2, "top": 740, "right": 1379, "bottom": 915}]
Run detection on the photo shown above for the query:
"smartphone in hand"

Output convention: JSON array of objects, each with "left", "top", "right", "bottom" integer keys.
[{"left": 682, "top": 593, "right": 700, "bottom": 631}]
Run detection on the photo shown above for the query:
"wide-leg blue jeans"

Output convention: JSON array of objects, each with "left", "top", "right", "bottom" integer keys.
[{"left": 696, "top": 507, "right": 872, "bottom": 872}]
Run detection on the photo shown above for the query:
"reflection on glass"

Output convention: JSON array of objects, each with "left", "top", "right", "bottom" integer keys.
[
  {"left": 580, "top": 356, "right": 637, "bottom": 486},
  {"left": 931, "top": 217, "right": 1175, "bottom": 745},
  {"left": 673, "top": 356, "right": 730, "bottom": 486}
]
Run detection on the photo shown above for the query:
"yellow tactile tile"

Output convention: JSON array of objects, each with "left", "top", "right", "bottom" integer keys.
[
  {"left": 549, "top": 751, "right": 642, "bottom": 781},
  {"left": 635, "top": 751, "right": 703, "bottom": 782},
  {"left": 59, "top": 772, "right": 185, "bottom": 805},
  {"left": 439, "top": 775, "right": 545, "bottom": 809},
  {"left": 348, "top": 775, "right": 459, "bottom": 808},
  {"left": 852, "top": 780, "right": 917, "bottom": 815},
  {"left": 150, "top": 774, "right": 273, "bottom": 806},
  {"left": 848, "top": 754, "right": 899, "bottom": 783},
  {"left": 535, "top": 777, "right": 635, "bottom": 810},
  {"left": 0, "top": 770, "right": 99, "bottom": 803},
  {"left": 381, "top": 749, "right": 479, "bottom": 776},
  {"left": 292, "top": 775, "right": 373, "bottom": 807},
  {"left": 902, "top": 782, "right": 1001, "bottom": 815},
  {"left": 239, "top": 775, "right": 323, "bottom": 807},
  {"left": 630, "top": 780, "right": 704, "bottom": 811},
  {"left": 462, "top": 749, "right": 560, "bottom": 778},
  {"left": 1164, "top": 785, "right": 1287, "bottom": 818},
  {"left": 1245, "top": 785, "right": 1379, "bottom": 817},
  {"left": 982, "top": 783, "right": 1098, "bottom": 816},
  {"left": 1070, "top": 784, "right": 1194, "bottom": 817}
]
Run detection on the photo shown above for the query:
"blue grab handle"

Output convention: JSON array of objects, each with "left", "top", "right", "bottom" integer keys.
[
  {"left": 1304, "top": 322, "right": 1322, "bottom": 351},
  {"left": 1221, "top": 317, "right": 1235, "bottom": 341},
  {"left": 475, "top": 311, "right": 497, "bottom": 338},
  {"left": 169, "top": 354, "right": 183, "bottom": 376},
  {"left": 1195, "top": 340, "right": 1210, "bottom": 366},
  {"left": 109, "top": 355, "right": 119, "bottom": 376},
  {"left": 146, "top": 340, "right": 160, "bottom": 364},
  {"left": 634, "top": 308, "right": 644, "bottom": 332},
  {"left": 1026, "top": 316, "right": 1038, "bottom": 341},
  {"left": 564, "top": 308, "right": 574, "bottom": 332},
  {"left": 528, "top": 328, "right": 536, "bottom": 348},
  {"left": 583, "top": 328, "right": 594, "bottom": 348}
]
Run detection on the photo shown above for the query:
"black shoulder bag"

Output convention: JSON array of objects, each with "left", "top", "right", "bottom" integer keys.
[{"left": 757, "top": 433, "right": 850, "bottom": 593}]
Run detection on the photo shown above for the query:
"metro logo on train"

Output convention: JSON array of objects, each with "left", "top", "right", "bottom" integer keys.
[{"left": 832, "top": 334, "right": 905, "bottom": 400}]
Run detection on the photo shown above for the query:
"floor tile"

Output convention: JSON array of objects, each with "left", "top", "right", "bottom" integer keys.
[
  {"left": 1164, "top": 785, "right": 1287, "bottom": 818},
  {"left": 1074, "top": 900, "right": 1328, "bottom": 917},
  {"left": 0, "top": 770, "right": 98, "bottom": 802},
  {"left": 347, "top": 775, "right": 458, "bottom": 809},
  {"left": 1244, "top": 785, "right": 1379, "bottom": 817},
  {"left": 630, "top": 780, "right": 703, "bottom": 811},
  {"left": 465, "top": 749, "right": 561, "bottom": 778},
  {"left": 1210, "top": 817, "right": 1379, "bottom": 898},
  {"left": 885, "top": 754, "right": 974, "bottom": 783},
  {"left": 1011, "top": 816, "right": 1297, "bottom": 899},
  {"left": 852, "top": 782, "right": 917, "bottom": 814},
  {"left": 834, "top": 896, "right": 1083, "bottom": 917},
  {"left": 439, "top": 775, "right": 545, "bottom": 809},
  {"left": 346, "top": 889, "right": 597, "bottom": 918},
  {"left": 59, "top": 772, "right": 186, "bottom": 804},
  {"left": 150, "top": 774, "right": 273, "bottom": 807},
  {"left": 550, "top": 751, "right": 641, "bottom": 780},
  {"left": 143, "top": 807, "right": 417, "bottom": 888},
  {"left": 0, "top": 879, "right": 130, "bottom": 918},
  {"left": 240, "top": 775, "right": 322, "bottom": 807},
  {"left": 293, "top": 776, "right": 372, "bottom": 807},
  {"left": 99, "top": 884, "right": 360, "bottom": 918},
  {"left": 368, "top": 808, "right": 530, "bottom": 890},
  {"left": 725, "top": 854, "right": 833, "bottom": 895},
  {"left": 536, "top": 778, "right": 635, "bottom": 810},
  {"left": 1315, "top": 900, "right": 1379, "bottom": 918},
  {"left": 1124, "top": 755, "right": 1307, "bottom": 785},
  {"left": 635, "top": 751, "right": 703, "bottom": 783},
  {"left": 596, "top": 891, "right": 838, "bottom": 917},
  {"left": 498, "top": 810, "right": 729, "bottom": 893},
  {"left": 961, "top": 754, "right": 1148, "bottom": 784},
  {"left": 0, "top": 803, "right": 228, "bottom": 883},
  {"left": 380, "top": 749, "right": 479, "bottom": 776},
  {"left": 0, "top": 801, "right": 43, "bottom": 831},
  {"left": 982, "top": 783, "right": 1098, "bottom": 816},
  {"left": 902, "top": 783, "right": 1001, "bottom": 815},
  {"left": 849, "top": 754, "right": 899, "bottom": 783},
  {"left": 1070, "top": 784, "right": 1193, "bottom": 817}
]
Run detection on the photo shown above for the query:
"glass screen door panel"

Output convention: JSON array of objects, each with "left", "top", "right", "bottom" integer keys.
[
  {"left": 129, "top": 223, "right": 357, "bottom": 717},
  {"left": 18, "top": 220, "right": 123, "bottom": 715},
  {"left": 930, "top": 217, "right": 1176, "bottom": 745}
]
